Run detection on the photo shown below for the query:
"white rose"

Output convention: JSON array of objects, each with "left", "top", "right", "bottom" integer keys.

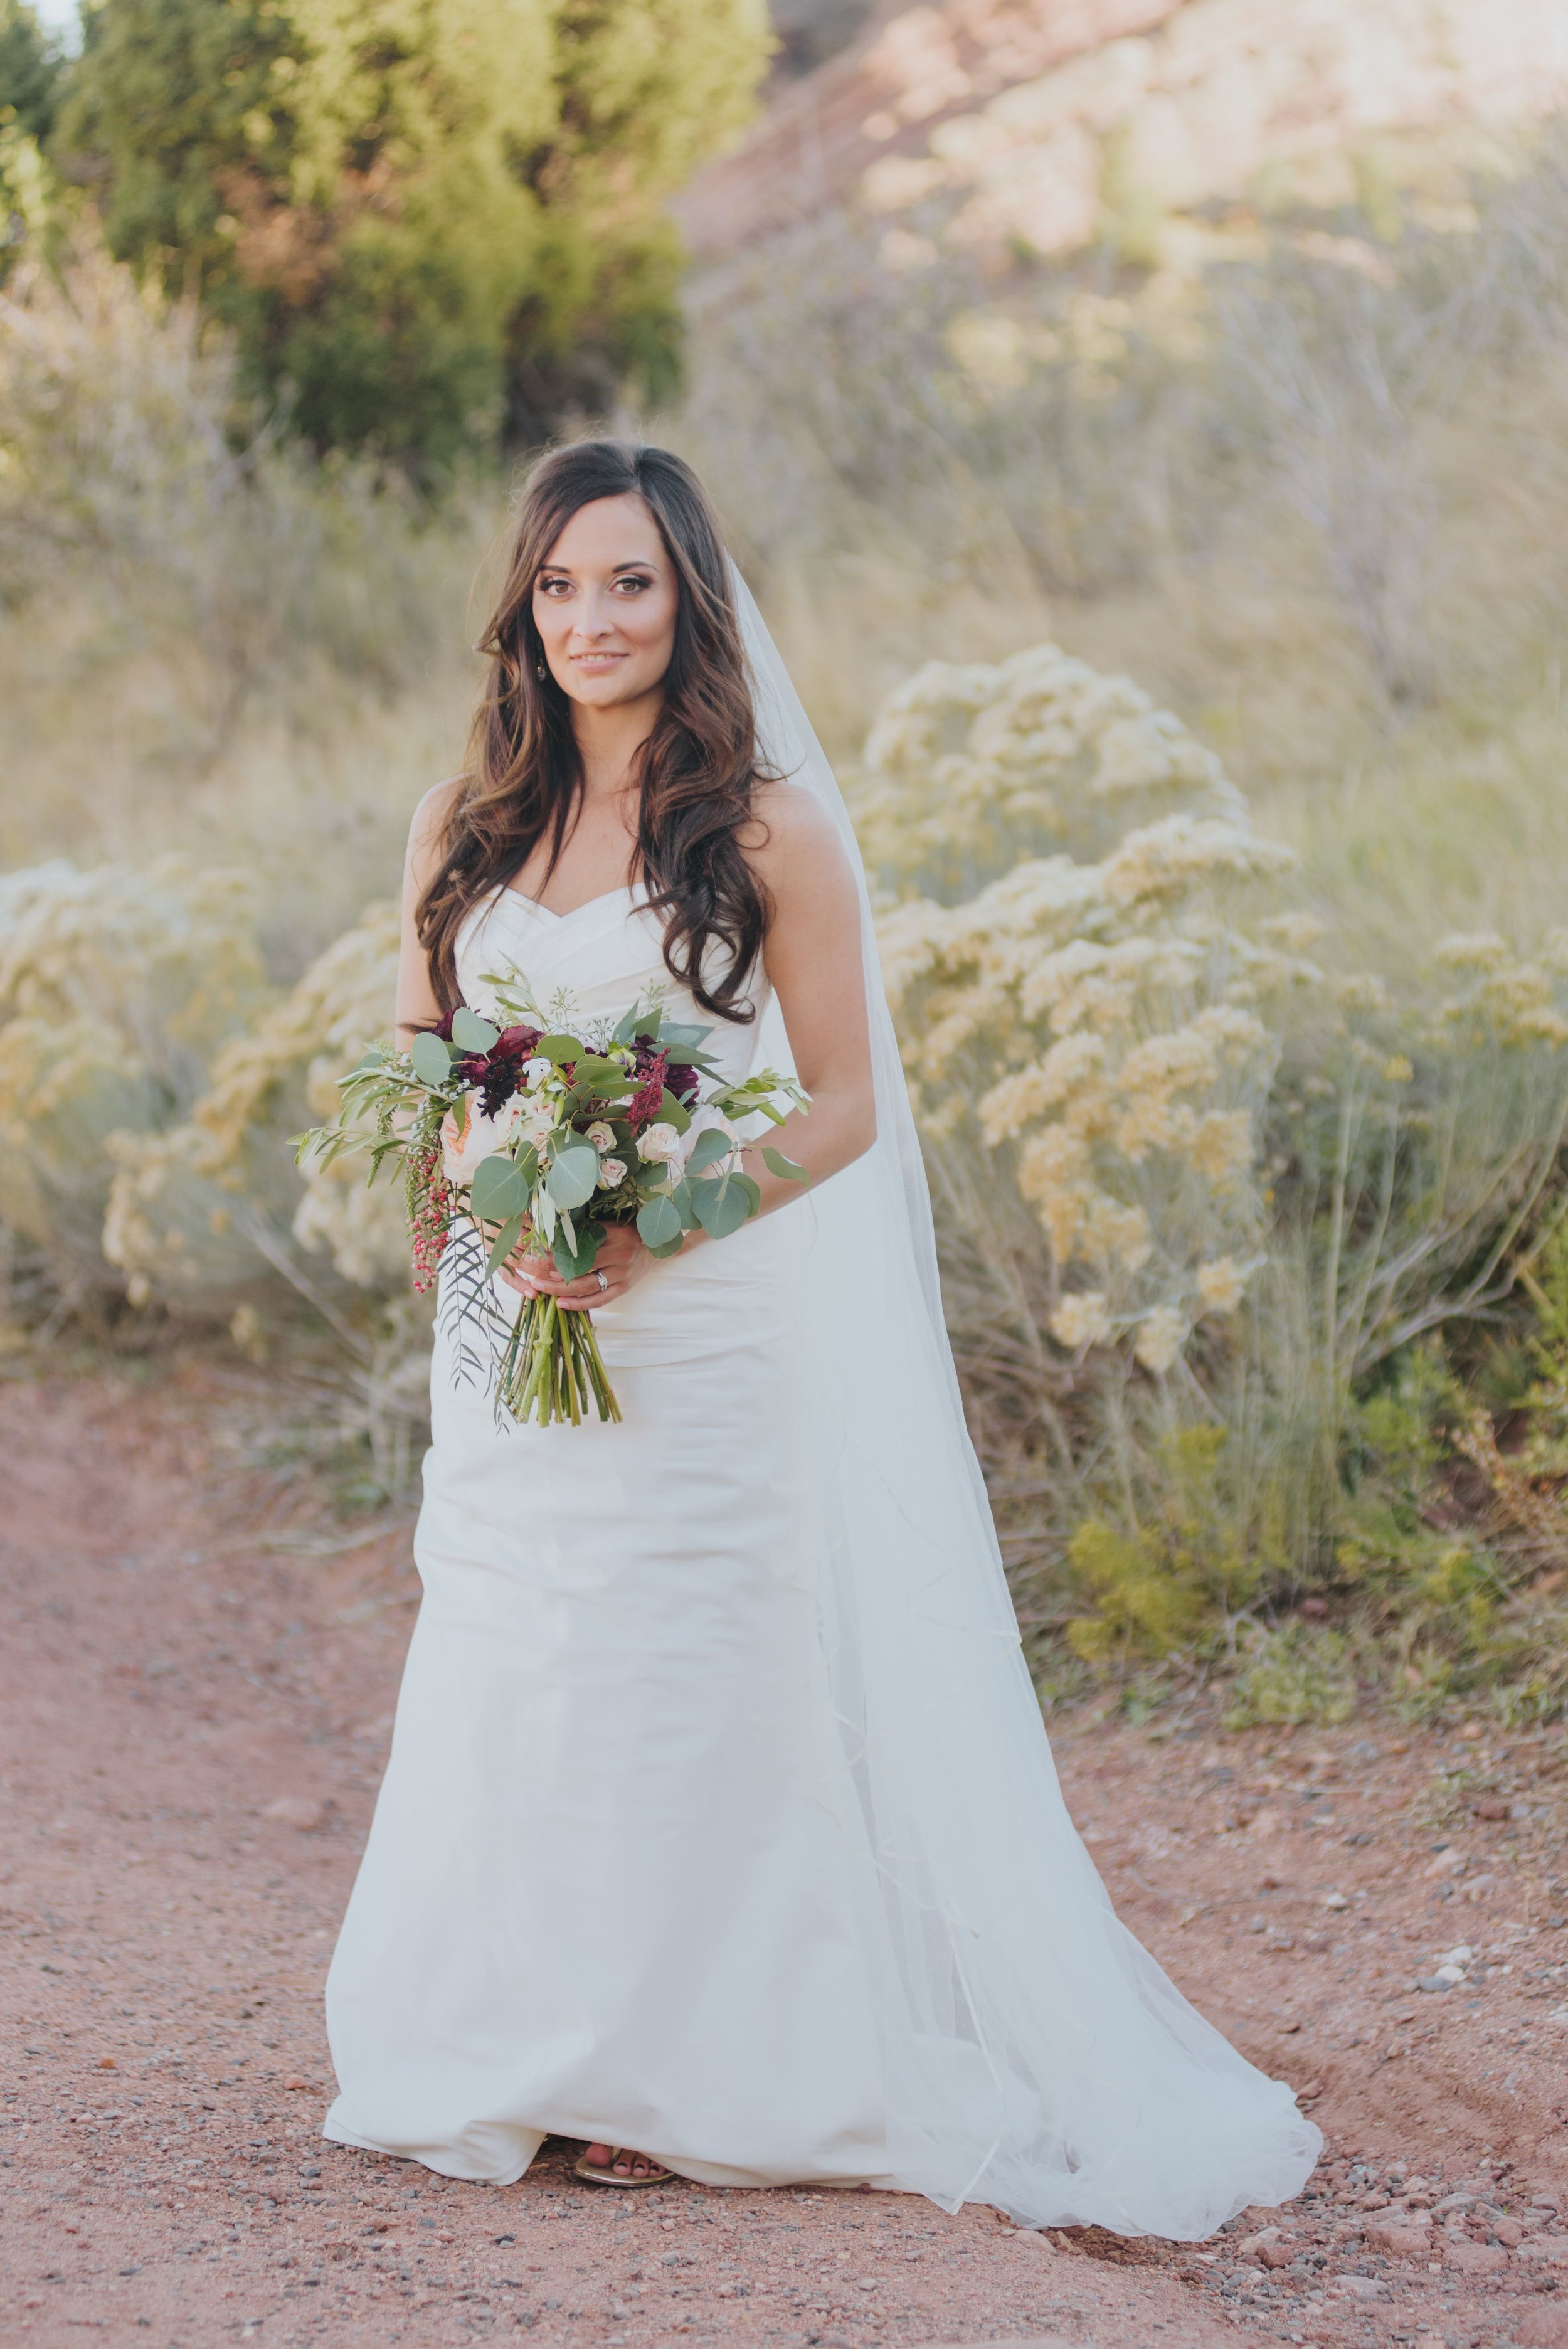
[
  {"left": 637, "top": 1121, "right": 682, "bottom": 1165},
  {"left": 440, "top": 1091, "right": 527, "bottom": 1186},
  {"left": 522, "top": 1056, "right": 553, "bottom": 1090},
  {"left": 517, "top": 1094, "right": 558, "bottom": 1145},
  {"left": 596, "top": 1157, "right": 627, "bottom": 1189},
  {"left": 585, "top": 1120, "right": 617, "bottom": 1151}
]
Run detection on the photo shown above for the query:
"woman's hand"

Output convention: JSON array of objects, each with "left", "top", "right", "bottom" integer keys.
[{"left": 499, "top": 1219, "right": 652, "bottom": 1311}]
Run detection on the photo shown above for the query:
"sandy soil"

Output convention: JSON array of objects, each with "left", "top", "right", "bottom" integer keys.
[{"left": 6, "top": 1361, "right": 1568, "bottom": 2349}]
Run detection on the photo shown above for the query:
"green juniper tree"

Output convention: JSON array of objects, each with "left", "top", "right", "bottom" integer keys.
[
  {"left": 1, "top": 0, "right": 63, "bottom": 144},
  {"left": 55, "top": 0, "right": 770, "bottom": 464},
  {"left": 1, "top": 0, "right": 65, "bottom": 231}
]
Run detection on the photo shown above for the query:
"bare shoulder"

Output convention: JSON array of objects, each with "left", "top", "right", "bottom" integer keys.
[
  {"left": 405, "top": 773, "right": 469, "bottom": 886},
  {"left": 745, "top": 778, "right": 854, "bottom": 897}
]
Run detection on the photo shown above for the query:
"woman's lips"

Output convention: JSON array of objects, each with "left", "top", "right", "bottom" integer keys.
[{"left": 571, "top": 650, "right": 627, "bottom": 670}]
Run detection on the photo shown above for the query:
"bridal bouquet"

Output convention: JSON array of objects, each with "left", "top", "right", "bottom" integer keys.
[{"left": 296, "top": 978, "right": 808, "bottom": 1426}]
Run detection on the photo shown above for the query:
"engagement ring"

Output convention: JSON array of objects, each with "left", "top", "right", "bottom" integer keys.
[{"left": 595, "top": 1270, "right": 608, "bottom": 1293}]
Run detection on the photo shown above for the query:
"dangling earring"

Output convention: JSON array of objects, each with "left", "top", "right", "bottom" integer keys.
[{"left": 535, "top": 660, "right": 547, "bottom": 680}]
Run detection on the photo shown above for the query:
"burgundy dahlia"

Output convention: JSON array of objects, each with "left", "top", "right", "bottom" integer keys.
[{"left": 453, "top": 1020, "right": 543, "bottom": 1115}]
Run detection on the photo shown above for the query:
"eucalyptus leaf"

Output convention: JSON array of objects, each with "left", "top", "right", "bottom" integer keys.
[
  {"left": 572, "top": 1056, "right": 632, "bottom": 1095},
  {"left": 538, "top": 1033, "right": 582, "bottom": 1065},
  {"left": 731, "top": 1172, "right": 761, "bottom": 1217},
  {"left": 410, "top": 1032, "right": 455, "bottom": 1087},
  {"left": 670, "top": 1177, "right": 698, "bottom": 1231},
  {"left": 657, "top": 1091, "right": 692, "bottom": 1134},
  {"left": 660, "top": 1022, "right": 713, "bottom": 1049},
  {"left": 451, "top": 1007, "right": 500, "bottom": 1053},
  {"left": 485, "top": 1214, "right": 525, "bottom": 1275},
  {"left": 637, "top": 1194, "right": 684, "bottom": 1251},
  {"left": 470, "top": 1155, "right": 530, "bottom": 1224},
  {"left": 553, "top": 1219, "right": 605, "bottom": 1280},
  {"left": 611, "top": 1004, "right": 646, "bottom": 1044},
  {"left": 544, "top": 1142, "right": 600, "bottom": 1211},
  {"left": 684, "top": 1126, "right": 733, "bottom": 1175},
  {"left": 692, "top": 1175, "right": 751, "bottom": 1240},
  {"left": 761, "top": 1145, "right": 810, "bottom": 1185}
]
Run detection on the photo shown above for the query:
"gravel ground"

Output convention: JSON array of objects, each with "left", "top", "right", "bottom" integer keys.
[{"left": 5, "top": 1360, "right": 1568, "bottom": 2349}]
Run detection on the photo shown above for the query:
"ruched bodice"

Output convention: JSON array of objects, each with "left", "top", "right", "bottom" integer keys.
[{"left": 455, "top": 881, "right": 769, "bottom": 1088}]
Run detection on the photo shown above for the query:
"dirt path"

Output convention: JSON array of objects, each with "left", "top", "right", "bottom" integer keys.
[{"left": 4, "top": 1363, "right": 1568, "bottom": 2349}]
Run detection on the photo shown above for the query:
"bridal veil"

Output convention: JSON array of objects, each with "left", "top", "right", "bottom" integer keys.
[{"left": 733, "top": 563, "right": 1320, "bottom": 2235}]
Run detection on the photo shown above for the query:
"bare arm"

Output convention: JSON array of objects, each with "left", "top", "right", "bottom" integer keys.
[
  {"left": 736, "top": 779, "right": 877, "bottom": 1208},
  {"left": 396, "top": 778, "right": 465, "bottom": 1044}
]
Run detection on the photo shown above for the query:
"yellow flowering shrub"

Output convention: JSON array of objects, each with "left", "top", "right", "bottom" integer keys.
[
  {"left": 1265, "top": 924, "right": 1568, "bottom": 1394},
  {"left": 865, "top": 645, "right": 1306, "bottom": 1372},
  {"left": 1433, "top": 930, "right": 1568, "bottom": 1050},
  {"left": 853, "top": 642, "right": 1246, "bottom": 903},
  {"left": 104, "top": 902, "right": 404, "bottom": 1307},
  {"left": 1065, "top": 1427, "right": 1263, "bottom": 1663},
  {"left": 0, "top": 857, "right": 267, "bottom": 1290}
]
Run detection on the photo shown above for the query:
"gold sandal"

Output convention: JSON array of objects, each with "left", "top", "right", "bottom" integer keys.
[{"left": 574, "top": 2145, "right": 674, "bottom": 2188}]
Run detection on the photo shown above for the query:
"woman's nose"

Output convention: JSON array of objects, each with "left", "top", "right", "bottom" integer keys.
[{"left": 573, "top": 588, "right": 618, "bottom": 640}]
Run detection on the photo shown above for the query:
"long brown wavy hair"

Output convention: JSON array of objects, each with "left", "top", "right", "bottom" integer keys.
[{"left": 417, "top": 440, "right": 771, "bottom": 1021}]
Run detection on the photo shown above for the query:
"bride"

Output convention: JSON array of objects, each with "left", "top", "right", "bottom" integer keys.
[{"left": 322, "top": 437, "right": 1320, "bottom": 2230}]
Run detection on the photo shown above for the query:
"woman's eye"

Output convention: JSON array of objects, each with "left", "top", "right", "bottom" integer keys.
[
  {"left": 537, "top": 578, "right": 569, "bottom": 597},
  {"left": 614, "top": 575, "right": 650, "bottom": 593}
]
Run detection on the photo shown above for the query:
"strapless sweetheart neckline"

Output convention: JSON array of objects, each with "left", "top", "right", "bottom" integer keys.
[{"left": 496, "top": 881, "right": 640, "bottom": 923}]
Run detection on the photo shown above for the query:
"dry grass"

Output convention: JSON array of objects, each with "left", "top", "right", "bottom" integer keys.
[
  {"left": 0, "top": 230, "right": 497, "bottom": 971},
  {"left": 665, "top": 123, "right": 1568, "bottom": 970}
]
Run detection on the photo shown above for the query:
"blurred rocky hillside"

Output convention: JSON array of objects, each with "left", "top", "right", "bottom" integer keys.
[{"left": 687, "top": 0, "right": 1568, "bottom": 262}]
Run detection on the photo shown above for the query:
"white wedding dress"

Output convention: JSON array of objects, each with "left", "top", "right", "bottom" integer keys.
[
  {"left": 322, "top": 870, "right": 1320, "bottom": 2232},
  {"left": 326, "top": 881, "right": 896, "bottom": 2190},
  {"left": 324, "top": 883, "right": 1314, "bottom": 2236}
]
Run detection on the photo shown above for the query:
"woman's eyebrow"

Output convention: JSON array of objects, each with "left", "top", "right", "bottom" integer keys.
[{"left": 537, "top": 558, "right": 659, "bottom": 575}]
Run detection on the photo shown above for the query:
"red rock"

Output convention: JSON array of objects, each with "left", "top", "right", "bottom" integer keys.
[
  {"left": 1365, "top": 2223, "right": 1432, "bottom": 2259},
  {"left": 1509, "top": 2311, "right": 1568, "bottom": 2349},
  {"left": 1445, "top": 2240, "right": 1507, "bottom": 2274},
  {"left": 264, "top": 1795, "right": 326, "bottom": 1832}
]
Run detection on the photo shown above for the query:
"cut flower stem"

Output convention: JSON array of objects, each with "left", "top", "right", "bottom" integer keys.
[{"left": 497, "top": 1291, "right": 623, "bottom": 1427}]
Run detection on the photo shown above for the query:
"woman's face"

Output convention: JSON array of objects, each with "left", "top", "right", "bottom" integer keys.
[{"left": 532, "top": 493, "right": 679, "bottom": 712}]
